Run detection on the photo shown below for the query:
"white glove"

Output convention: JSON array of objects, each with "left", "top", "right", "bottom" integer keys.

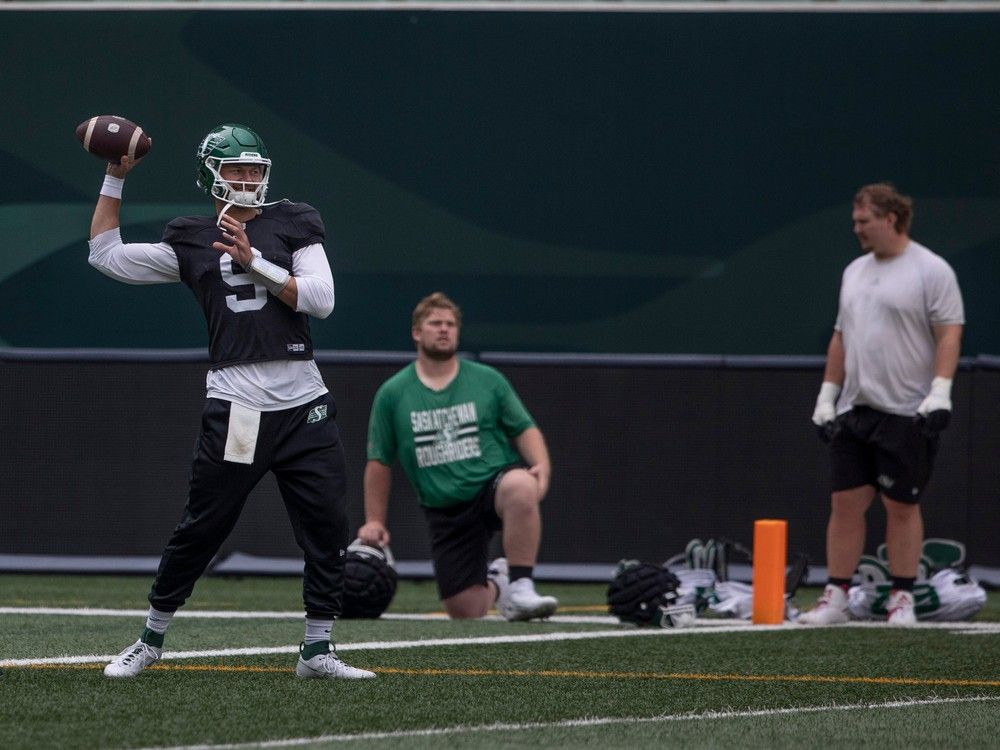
[
  {"left": 811, "top": 382, "right": 841, "bottom": 426},
  {"left": 917, "top": 377, "right": 953, "bottom": 435},
  {"left": 917, "top": 377, "right": 952, "bottom": 416}
]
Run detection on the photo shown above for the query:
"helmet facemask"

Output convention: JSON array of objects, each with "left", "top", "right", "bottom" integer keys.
[{"left": 203, "top": 153, "right": 271, "bottom": 208}]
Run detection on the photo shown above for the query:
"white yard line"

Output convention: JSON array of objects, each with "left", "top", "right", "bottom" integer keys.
[
  {"left": 3, "top": 614, "right": 998, "bottom": 667},
  {"left": 0, "top": 607, "right": 307, "bottom": 619},
  {"left": 133, "top": 695, "right": 1000, "bottom": 750},
  {"left": 0, "top": 626, "right": 772, "bottom": 667},
  {"left": 4, "top": 606, "right": 998, "bottom": 633},
  {"left": 0, "top": 607, "right": 619, "bottom": 623}
]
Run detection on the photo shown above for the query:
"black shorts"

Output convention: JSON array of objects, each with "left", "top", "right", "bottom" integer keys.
[
  {"left": 830, "top": 406, "right": 938, "bottom": 504},
  {"left": 422, "top": 467, "right": 516, "bottom": 599}
]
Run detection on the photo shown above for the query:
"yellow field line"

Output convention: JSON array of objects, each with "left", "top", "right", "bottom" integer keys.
[
  {"left": 16, "top": 662, "right": 1000, "bottom": 687},
  {"left": 377, "top": 668, "right": 1000, "bottom": 687}
]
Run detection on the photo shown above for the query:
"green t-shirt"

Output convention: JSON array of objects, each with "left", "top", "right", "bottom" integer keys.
[{"left": 367, "top": 359, "right": 536, "bottom": 508}]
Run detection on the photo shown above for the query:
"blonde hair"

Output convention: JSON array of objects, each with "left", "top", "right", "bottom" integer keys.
[
  {"left": 411, "top": 292, "right": 462, "bottom": 330},
  {"left": 854, "top": 183, "right": 913, "bottom": 234}
]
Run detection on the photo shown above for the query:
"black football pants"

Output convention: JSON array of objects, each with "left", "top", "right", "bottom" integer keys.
[{"left": 148, "top": 394, "right": 348, "bottom": 618}]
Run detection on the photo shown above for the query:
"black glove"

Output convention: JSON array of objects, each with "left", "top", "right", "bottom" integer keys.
[
  {"left": 918, "top": 409, "right": 950, "bottom": 437},
  {"left": 916, "top": 377, "right": 952, "bottom": 437},
  {"left": 816, "top": 422, "right": 833, "bottom": 443},
  {"left": 816, "top": 416, "right": 841, "bottom": 444},
  {"left": 812, "top": 382, "right": 841, "bottom": 444}
]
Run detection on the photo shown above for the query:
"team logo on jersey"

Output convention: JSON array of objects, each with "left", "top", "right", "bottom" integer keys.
[
  {"left": 410, "top": 402, "right": 481, "bottom": 468},
  {"left": 307, "top": 405, "right": 328, "bottom": 424}
]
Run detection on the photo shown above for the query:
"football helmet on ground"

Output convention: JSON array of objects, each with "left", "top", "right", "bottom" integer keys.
[
  {"left": 607, "top": 560, "right": 694, "bottom": 627},
  {"left": 340, "top": 539, "right": 398, "bottom": 619}
]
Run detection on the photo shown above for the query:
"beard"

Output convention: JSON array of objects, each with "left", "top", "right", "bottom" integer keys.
[{"left": 419, "top": 340, "right": 457, "bottom": 361}]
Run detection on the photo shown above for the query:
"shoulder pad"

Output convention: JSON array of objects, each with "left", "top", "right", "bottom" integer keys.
[
  {"left": 162, "top": 215, "right": 216, "bottom": 244},
  {"left": 271, "top": 200, "right": 325, "bottom": 247}
]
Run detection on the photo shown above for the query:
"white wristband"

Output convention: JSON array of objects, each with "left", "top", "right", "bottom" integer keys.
[
  {"left": 100, "top": 175, "right": 124, "bottom": 200},
  {"left": 247, "top": 248, "right": 291, "bottom": 296}
]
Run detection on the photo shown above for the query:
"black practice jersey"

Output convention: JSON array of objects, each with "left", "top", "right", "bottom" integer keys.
[{"left": 164, "top": 201, "right": 325, "bottom": 369}]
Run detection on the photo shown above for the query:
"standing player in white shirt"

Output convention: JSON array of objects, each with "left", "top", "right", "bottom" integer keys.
[{"left": 801, "top": 183, "right": 964, "bottom": 627}]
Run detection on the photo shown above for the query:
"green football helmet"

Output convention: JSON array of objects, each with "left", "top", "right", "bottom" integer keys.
[{"left": 195, "top": 124, "right": 272, "bottom": 207}]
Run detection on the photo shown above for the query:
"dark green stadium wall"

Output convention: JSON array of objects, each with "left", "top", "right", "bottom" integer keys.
[
  {"left": 0, "top": 8, "right": 998, "bottom": 354},
  {"left": 2, "top": 354, "right": 998, "bottom": 568}
]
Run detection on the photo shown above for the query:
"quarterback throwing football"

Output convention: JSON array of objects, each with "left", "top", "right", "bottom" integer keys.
[{"left": 89, "top": 124, "right": 373, "bottom": 680}]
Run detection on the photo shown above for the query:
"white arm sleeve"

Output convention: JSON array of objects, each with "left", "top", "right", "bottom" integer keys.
[
  {"left": 88, "top": 228, "right": 180, "bottom": 284},
  {"left": 292, "top": 243, "right": 335, "bottom": 319}
]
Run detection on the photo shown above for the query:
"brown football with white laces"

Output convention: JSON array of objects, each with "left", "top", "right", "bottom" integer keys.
[{"left": 75, "top": 115, "right": 151, "bottom": 162}]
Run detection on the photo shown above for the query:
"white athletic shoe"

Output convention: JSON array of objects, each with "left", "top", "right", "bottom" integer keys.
[
  {"left": 797, "top": 584, "right": 850, "bottom": 625},
  {"left": 488, "top": 557, "right": 510, "bottom": 603},
  {"left": 103, "top": 639, "right": 162, "bottom": 678},
  {"left": 497, "top": 575, "right": 559, "bottom": 622},
  {"left": 887, "top": 589, "right": 918, "bottom": 627},
  {"left": 295, "top": 644, "right": 376, "bottom": 679}
]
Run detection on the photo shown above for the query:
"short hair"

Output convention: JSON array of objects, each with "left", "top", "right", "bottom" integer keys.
[
  {"left": 411, "top": 292, "right": 462, "bottom": 330},
  {"left": 853, "top": 182, "right": 914, "bottom": 234}
]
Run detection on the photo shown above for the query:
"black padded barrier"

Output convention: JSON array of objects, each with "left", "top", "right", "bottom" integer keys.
[{"left": 0, "top": 350, "right": 996, "bottom": 572}]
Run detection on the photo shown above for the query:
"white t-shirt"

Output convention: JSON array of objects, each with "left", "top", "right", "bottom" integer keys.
[{"left": 834, "top": 241, "right": 964, "bottom": 416}]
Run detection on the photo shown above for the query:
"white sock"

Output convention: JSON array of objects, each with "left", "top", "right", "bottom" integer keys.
[
  {"left": 145, "top": 606, "right": 174, "bottom": 635},
  {"left": 305, "top": 618, "right": 333, "bottom": 644}
]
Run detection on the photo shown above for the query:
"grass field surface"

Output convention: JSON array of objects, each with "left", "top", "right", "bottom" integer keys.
[{"left": 1, "top": 574, "right": 997, "bottom": 749}]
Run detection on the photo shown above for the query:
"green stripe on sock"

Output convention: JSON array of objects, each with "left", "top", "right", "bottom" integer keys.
[
  {"left": 140, "top": 628, "right": 164, "bottom": 648},
  {"left": 300, "top": 641, "right": 329, "bottom": 660}
]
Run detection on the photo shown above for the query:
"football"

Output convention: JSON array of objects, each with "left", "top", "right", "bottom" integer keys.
[{"left": 75, "top": 115, "right": 151, "bottom": 162}]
